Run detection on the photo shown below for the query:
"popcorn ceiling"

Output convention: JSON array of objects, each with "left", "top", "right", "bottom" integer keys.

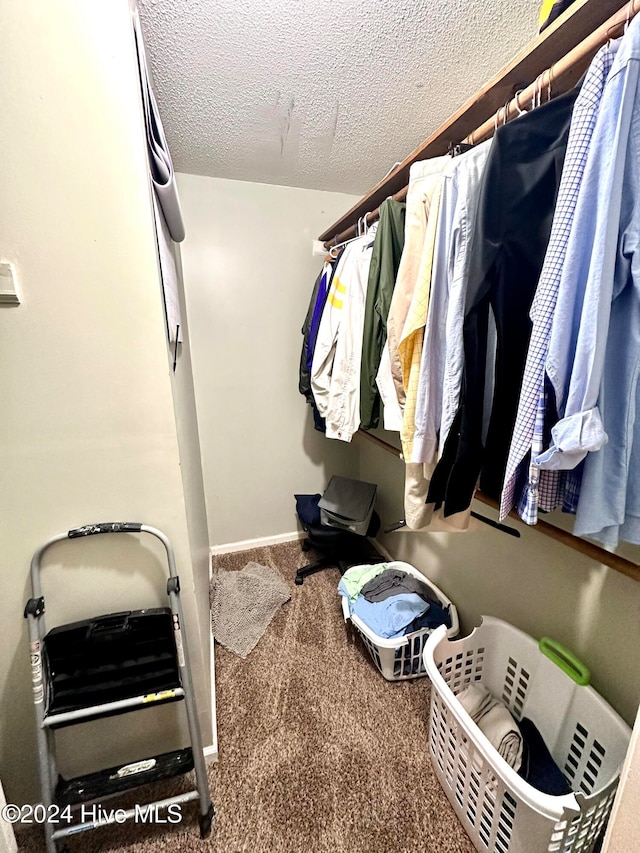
[{"left": 138, "top": 0, "right": 540, "bottom": 195}]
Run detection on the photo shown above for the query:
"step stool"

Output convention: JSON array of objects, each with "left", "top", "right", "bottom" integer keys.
[{"left": 24, "top": 522, "right": 215, "bottom": 852}]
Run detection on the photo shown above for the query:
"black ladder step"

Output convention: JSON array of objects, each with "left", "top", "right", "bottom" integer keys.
[
  {"left": 55, "top": 748, "right": 195, "bottom": 806},
  {"left": 43, "top": 608, "right": 182, "bottom": 721}
]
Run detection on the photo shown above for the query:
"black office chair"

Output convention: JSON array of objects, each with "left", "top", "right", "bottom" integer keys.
[{"left": 294, "top": 507, "right": 383, "bottom": 586}]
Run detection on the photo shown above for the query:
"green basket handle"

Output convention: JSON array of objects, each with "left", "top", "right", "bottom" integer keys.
[{"left": 539, "top": 637, "right": 590, "bottom": 686}]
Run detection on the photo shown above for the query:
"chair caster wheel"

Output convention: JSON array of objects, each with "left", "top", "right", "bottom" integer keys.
[
  {"left": 294, "top": 575, "right": 304, "bottom": 585},
  {"left": 199, "top": 802, "right": 215, "bottom": 838}
]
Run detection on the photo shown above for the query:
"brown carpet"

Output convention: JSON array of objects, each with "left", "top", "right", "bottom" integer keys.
[{"left": 16, "top": 540, "right": 473, "bottom": 853}]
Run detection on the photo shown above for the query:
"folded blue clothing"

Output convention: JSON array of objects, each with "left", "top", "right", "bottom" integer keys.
[{"left": 352, "top": 593, "right": 429, "bottom": 639}]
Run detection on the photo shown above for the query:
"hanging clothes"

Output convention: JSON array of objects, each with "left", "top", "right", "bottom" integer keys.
[
  {"left": 428, "top": 88, "right": 579, "bottom": 517},
  {"left": 307, "top": 258, "right": 341, "bottom": 376},
  {"left": 398, "top": 164, "right": 448, "bottom": 464},
  {"left": 360, "top": 199, "right": 406, "bottom": 430},
  {"left": 500, "top": 41, "right": 619, "bottom": 523},
  {"left": 380, "top": 157, "right": 451, "bottom": 414},
  {"left": 304, "top": 21, "right": 640, "bottom": 549},
  {"left": 535, "top": 16, "right": 640, "bottom": 546},
  {"left": 300, "top": 261, "right": 331, "bottom": 398},
  {"left": 376, "top": 342, "right": 404, "bottom": 431},
  {"left": 402, "top": 142, "right": 492, "bottom": 533},
  {"left": 311, "top": 234, "right": 373, "bottom": 442},
  {"left": 324, "top": 239, "right": 374, "bottom": 441},
  {"left": 377, "top": 157, "right": 449, "bottom": 530},
  {"left": 311, "top": 240, "right": 362, "bottom": 417},
  {"left": 413, "top": 140, "right": 493, "bottom": 468},
  {"left": 299, "top": 260, "right": 336, "bottom": 431}
]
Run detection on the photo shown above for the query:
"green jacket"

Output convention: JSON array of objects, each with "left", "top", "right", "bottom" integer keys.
[{"left": 359, "top": 199, "right": 406, "bottom": 429}]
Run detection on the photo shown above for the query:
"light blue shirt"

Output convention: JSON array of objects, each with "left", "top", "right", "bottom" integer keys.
[
  {"left": 537, "top": 18, "right": 640, "bottom": 475},
  {"left": 574, "top": 44, "right": 640, "bottom": 544},
  {"left": 351, "top": 593, "right": 428, "bottom": 639},
  {"left": 412, "top": 140, "right": 492, "bottom": 465}
]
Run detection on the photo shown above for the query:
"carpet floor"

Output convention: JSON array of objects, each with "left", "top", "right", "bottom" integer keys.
[{"left": 16, "top": 540, "right": 473, "bottom": 853}]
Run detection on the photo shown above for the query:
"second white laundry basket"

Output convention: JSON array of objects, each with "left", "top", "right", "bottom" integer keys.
[{"left": 422, "top": 616, "right": 631, "bottom": 853}]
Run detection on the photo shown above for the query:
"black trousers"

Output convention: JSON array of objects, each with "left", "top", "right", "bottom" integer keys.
[{"left": 428, "top": 89, "right": 579, "bottom": 516}]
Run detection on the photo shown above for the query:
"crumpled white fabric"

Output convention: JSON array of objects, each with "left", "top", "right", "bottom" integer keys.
[{"left": 457, "top": 683, "right": 523, "bottom": 771}]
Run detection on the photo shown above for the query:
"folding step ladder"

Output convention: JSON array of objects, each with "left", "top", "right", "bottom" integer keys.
[{"left": 24, "top": 522, "right": 214, "bottom": 852}]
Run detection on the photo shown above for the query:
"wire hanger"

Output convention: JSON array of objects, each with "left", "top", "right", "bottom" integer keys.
[
  {"left": 544, "top": 66, "right": 553, "bottom": 103},
  {"left": 606, "top": 0, "right": 637, "bottom": 43},
  {"left": 530, "top": 67, "right": 553, "bottom": 111},
  {"left": 381, "top": 162, "right": 402, "bottom": 180},
  {"left": 514, "top": 89, "right": 528, "bottom": 116},
  {"left": 328, "top": 217, "right": 370, "bottom": 258},
  {"left": 493, "top": 98, "right": 510, "bottom": 132},
  {"left": 531, "top": 71, "right": 544, "bottom": 110},
  {"left": 503, "top": 98, "right": 511, "bottom": 125},
  {"left": 626, "top": 0, "right": 637, "bottom": 33},
  {"left": 329, "top": 240, "right": 347, "bottom": 259},
  {"left": 327, "top": 207, "right": 379, "bottom": 258}
]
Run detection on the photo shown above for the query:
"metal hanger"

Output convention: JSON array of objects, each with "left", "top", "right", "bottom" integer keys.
[
  {"left": 514, "top": 89, "right": 528, "bottom": 116},
  {"left": 493, "top": 98, "right": 510, "bottom": 132},
  {"left": 606, "top": 0, "right": 637, "bottom": 43},
  {"left": 625, "top": 0, "right": 637, "bottom": 33},
  {"left": 328, "top": 224, "right": 368, "bottom": 258},
  {"left": 530, "top": 68, "right": 552, "bottom": 111}
]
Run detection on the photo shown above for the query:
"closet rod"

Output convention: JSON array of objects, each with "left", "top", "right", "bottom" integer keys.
[
  {"left": 466, "top": 0, "right": 639, "bottom": 145},
  {"left": 356, "top": 431, "right": 640, "bottom": 584},
  {"left": 321, "top": 0, "right": 635, "bottom": 249}
]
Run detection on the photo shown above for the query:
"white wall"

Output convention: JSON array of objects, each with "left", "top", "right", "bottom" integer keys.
[
  {"left": 603, "top": 704, "right": 640, "bottom": 852},
  {"left": 168, "top": 245, "right": 216, "bottom": 753},
  {"left": 0, "top": 0, "right": 210, "bottom": 803},
  {"left": 177, "top": 174, "right": 361, "bottom": 547}
]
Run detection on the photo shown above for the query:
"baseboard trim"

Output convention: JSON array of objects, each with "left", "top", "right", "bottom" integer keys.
[
  {"left": 210, "top": 531, "right": 303, "bottom": 556},
  {"left": 203, "top": 743, "right": 218, "bottom": 763},
  {"left": 211, "top": 532, "right": 392, "bottom": 561}
]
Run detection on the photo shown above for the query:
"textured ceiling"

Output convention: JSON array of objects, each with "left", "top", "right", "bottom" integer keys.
[{"left": 138, "top": 0, "right": 541, "bottom": 195}]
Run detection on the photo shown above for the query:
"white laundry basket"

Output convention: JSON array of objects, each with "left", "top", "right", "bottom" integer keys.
[
  {"left": 341, "top": 561, "right": 459, "bottom": 680},
  {"left": 422, "top": 616, "right": 631, "bottom": 853}
]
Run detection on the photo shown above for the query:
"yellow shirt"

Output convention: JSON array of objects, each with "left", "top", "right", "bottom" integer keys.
[
  {"left": 399, "top": 169, "right": 446, "bottom": 461},
  {"left": 385, "top": 157, "right": 450, "bottom": 415}
]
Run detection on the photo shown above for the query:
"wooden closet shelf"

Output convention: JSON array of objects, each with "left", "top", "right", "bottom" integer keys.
[
  {"left": 355, "top": 431, "right": 640, "bottom": 583},
  {"left": 319, "top": 0, "right": 631, "bottom": 248}
]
